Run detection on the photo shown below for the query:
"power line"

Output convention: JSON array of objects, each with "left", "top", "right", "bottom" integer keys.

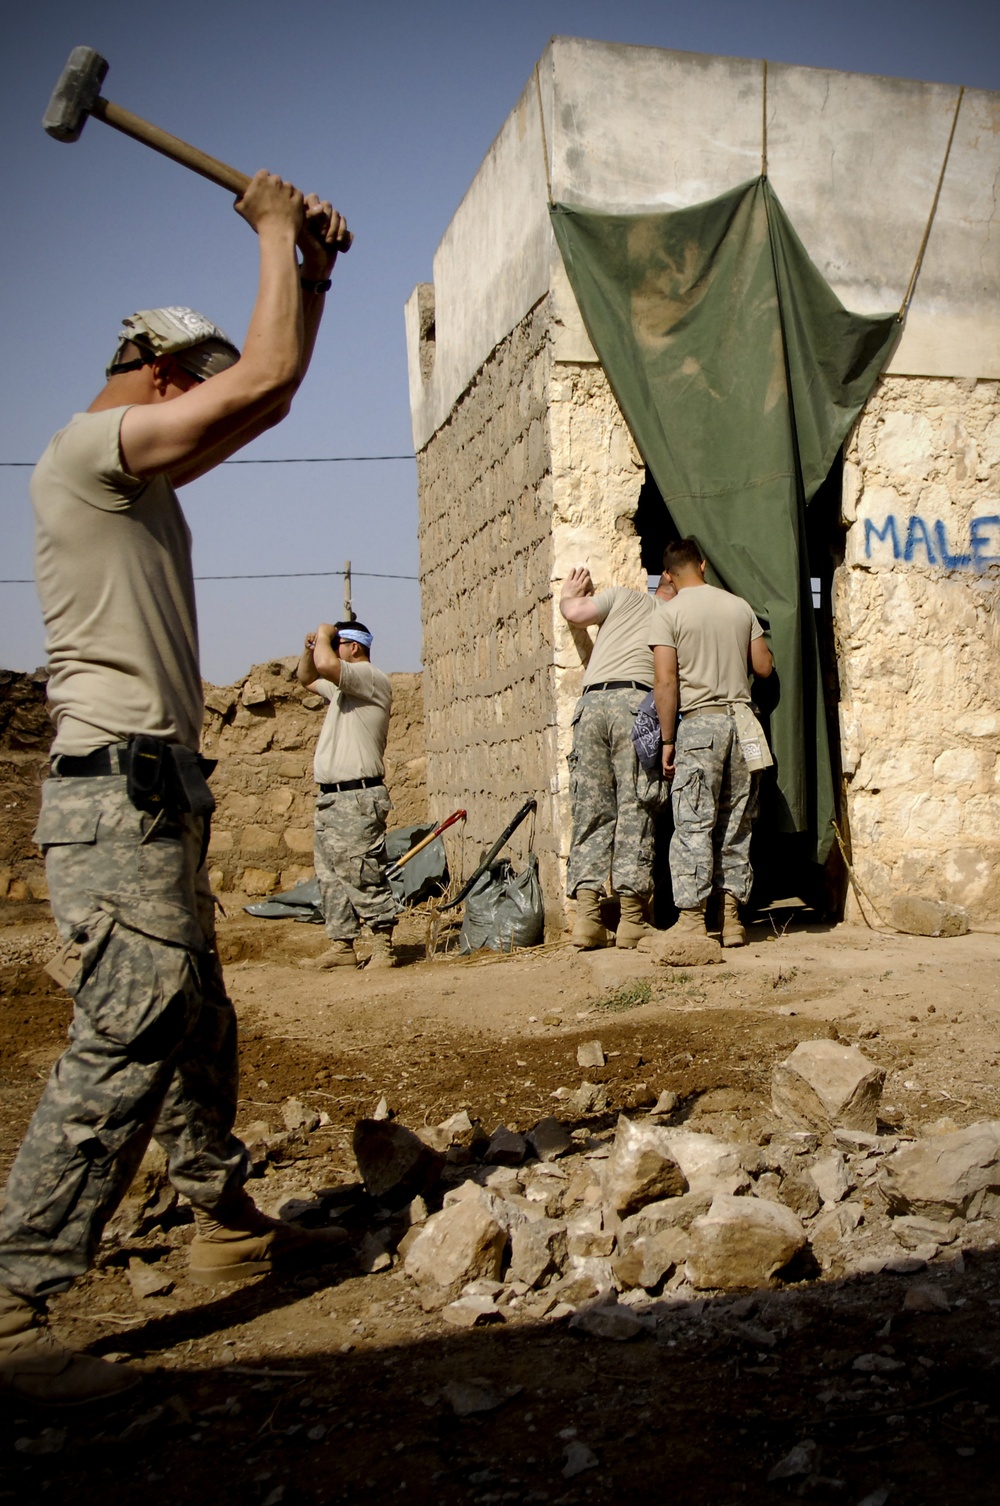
[
  {"left": 0, "top": 453, "right": 415, "bottom": 468},
  {"left": 1, "top": 569, "right": 419, "bottom": 585}
]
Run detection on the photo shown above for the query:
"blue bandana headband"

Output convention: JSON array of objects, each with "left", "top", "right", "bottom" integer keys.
[{"left": 339, "top": 627, "right": 373, "bottom": 650}]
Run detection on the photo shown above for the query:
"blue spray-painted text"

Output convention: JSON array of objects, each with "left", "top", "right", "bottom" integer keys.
[{"left": 864, "top": 514, "right": 1000, "bottom": 570}]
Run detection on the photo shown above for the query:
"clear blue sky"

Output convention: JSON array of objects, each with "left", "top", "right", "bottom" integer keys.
[{"left": 2, "top": 0, "right": 996, "bottom": 684}]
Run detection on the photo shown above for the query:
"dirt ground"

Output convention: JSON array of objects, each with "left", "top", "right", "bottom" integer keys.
[{"left": 1, "top": 896, "right": 999, "bottom": 1506}]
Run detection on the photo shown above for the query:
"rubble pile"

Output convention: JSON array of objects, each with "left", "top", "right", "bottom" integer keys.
[{"left": 341, "top": 1038, "right": 1000, "bottom": 1338}]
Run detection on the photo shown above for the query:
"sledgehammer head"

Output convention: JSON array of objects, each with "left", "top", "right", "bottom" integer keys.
[{"left": 43, "top": 46, "right": 109, "bottom": 143}]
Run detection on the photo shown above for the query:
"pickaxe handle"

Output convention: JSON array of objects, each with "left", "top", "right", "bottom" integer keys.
[{"left": 91, "top": 97, "right": 249, "bottom": 195}]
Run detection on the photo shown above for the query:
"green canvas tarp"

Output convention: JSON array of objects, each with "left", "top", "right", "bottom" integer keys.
[{"left": 550, "top": 177, "right": 899, "bottom": 858}]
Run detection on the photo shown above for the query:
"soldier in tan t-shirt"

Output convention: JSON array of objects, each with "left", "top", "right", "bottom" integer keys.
[
  {"left": 296, "top": 621, "right": 399, "bottom": 969},
  {"left": 0, "top": 175, "right": 352, "bottom": 1406},
  {"left": 650, "top": 537, "right": 774, "bottom": 948},
  {"left": 559, "top": 564, "right": 676, "bottom": 950}
]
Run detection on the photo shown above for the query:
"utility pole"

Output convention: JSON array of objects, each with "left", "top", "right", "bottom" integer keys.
[{"left": 343, "top": 559, "right": 356, "bottom": 623}]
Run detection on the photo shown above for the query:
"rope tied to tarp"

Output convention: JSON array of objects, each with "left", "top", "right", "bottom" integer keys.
[
  {"left": 534, "top": 60, "right": 554, "bottom": 206},
  {"left": 898, "top": 84, "right": 965, "bottom": 321}
]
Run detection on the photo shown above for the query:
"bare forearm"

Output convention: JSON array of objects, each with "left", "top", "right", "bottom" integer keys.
[
  {"left": 654, "top": 683, "right": 678, "bottom": 742},
  {"left": 296, "top": 647, "right": 318, "bottom": 687},
  {"left": 240, "top": 222, "right": 304, "bottom": 391}
]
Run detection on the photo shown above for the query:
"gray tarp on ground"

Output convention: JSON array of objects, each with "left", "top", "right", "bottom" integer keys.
[
  {"left": 550, "top": 177, "right": 899, "bottom": 858},
  {"left": 245, "top": 823, "right": 449, "bottom": 920}
]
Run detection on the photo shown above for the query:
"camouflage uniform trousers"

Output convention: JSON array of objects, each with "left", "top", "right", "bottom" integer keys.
[
  {"left": 669, "top": 712, "right": 760, "bottom": 910},
  {"left": 565, "top": 687, "right": 656, "bottom": 898},
  {"left": 0, "top": 776, "right": 247, "bottom": 1301},
  {"left": 314, "top": 785, "right": 399, "bottom": 941}
]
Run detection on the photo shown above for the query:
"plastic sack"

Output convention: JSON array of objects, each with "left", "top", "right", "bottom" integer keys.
[
  {"left": 458, "top": 854, "right": 544, "bottom": 955},
  {"left": 385, "top": 823, "right": 449, "bottom": 905}
]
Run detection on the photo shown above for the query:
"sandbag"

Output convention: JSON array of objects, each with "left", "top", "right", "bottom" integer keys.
[{"left": 459, "top": 854, "right": 544, "bottom": 955}]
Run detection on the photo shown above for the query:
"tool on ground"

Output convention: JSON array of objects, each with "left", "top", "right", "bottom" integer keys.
[
  {"left": 385, "top": 809, "right": 466, "bottom": 880},
  {"left": 439, "top": 798, "right": 537, "bottom": 911},
  {"left": 43, "top": 47, "right": 350, "bottom": 250}
]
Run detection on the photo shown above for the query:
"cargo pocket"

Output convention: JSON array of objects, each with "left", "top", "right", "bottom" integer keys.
[{"left": 73, "top": 916, "right": 198, "bottom": 1056}]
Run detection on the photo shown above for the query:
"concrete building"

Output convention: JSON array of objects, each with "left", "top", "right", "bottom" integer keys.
[{"left": 405, "top": 36, "right": 1000, "bottom": 931}]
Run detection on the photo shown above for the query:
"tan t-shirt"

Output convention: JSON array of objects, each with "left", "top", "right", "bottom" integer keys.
[
  {"left": 582, "top": 587, "right": 656, "bottom": 688},
  {"left": 649, "top": 584, "right": 763, "bottom": 713},
  {"left": 312, "top": 661, "right": 392, "bottom": 784},
  {"left": 31, "top": 407, "right": 203, "bottom": 755}
]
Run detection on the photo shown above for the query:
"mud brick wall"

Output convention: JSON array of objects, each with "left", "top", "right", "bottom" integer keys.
[
  {"left": 838, "top": 376, "right": 1000, "bottom": 922},
  {"left": 0, "top": 665, "right": 426, "bottom": 902},
  {"left": 416, "top": 296, "right": 562, "bottom": 918}
]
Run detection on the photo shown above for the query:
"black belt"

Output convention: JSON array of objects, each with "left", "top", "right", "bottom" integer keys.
[
  {"left": 319, "top": 776, "right": 385, "bottom": 793},
  {"left": 583, "top": 680, "right": 651, "bottom": 694},
  {"left": 51, "top": 745, "right": 129, "bottom": 777}
]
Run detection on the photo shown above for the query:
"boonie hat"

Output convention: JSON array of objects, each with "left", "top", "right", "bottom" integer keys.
[{"left": 108, "top": 307, "right": 240, "bottom": 381}]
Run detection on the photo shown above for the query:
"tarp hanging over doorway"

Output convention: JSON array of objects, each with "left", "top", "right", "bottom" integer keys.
[{"left": 550, "top": 176, "right": 899, "bottom": 858}]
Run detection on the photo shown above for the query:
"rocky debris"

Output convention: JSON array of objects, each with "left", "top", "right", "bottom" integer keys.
[
  {"left": 568, "top": 1081, "right": 610, "bottom": 1116},
  {"left": 509, "top": 1217, "right": 568, "bottom": 1287},
  {"left": 566, "top": 1210, "right": 615, "bottom": 1260},
  {"left": 441, "top": 1294, "right": 504, "bottom": 1327},
  {"left": 281, "top": 1097, "right": 321, "bottom": 1133},
  {"left": 127, "top": 1256, "right": 175, "bottom": 1300},
  {"left": 811, "top": 1150, "right": 850, "bottom": 1205},
  {"left": 352, "top": 1118, "right": 445, "bottom": 1209},
  {"left": 562, "top": 1439, "right": 599, "bottom": 1478},
  {"left": 649, "top": 1089, "right": 680, "bottom": 1117},
  {"left": 113, "top": 1140, "right": 177, "bottom": 1235},
  {"left": 528, "top": 1117, "right": 574, "bottom": 1163},
  {"left": 779, "top": 1170, "right": 823, "bottom": 1220},
  {"left": 442, "top": 1378, "right": 519, "bottom": 1416},
  {"left": 611, "top": 1226, "right": 687, "bottom": 1290},
  {"left": 577, "top": 1040, "right": 605, "bottom": 1069},
  {"left": 772, "top": 1040, "right": 885, "bottom": 1134},
  {"left": 656, "top": 1129, "right": 750, "bottom": 1197},
  {"left": 902, "top": 1283, "right": 951, "bottom": 1313},
  {"left": 485, "top": 1126, "right": 528, "bottom": 1165},
  {"left": 892, "top": 1214, "right": 961, "bottom": 1249},
  {"left": 569, "top": 1300, "right": 647, "bottom": 1341},
  {"left": 879, "top": 1121, "right": 1000, "bottom": 1220},
  {"left": 356, "top": 1232, "right": 393, "bottom": 1274},
  {"left": 686, "top": 1194, "right": 807, "bottom": 1290},
  {"left": 403, "top": 1193, "right": 506, "bottom": 1303},
  {"left": 888, "top": 895, "right": 970, "bottom": 937},
  {"left": 767, "top": 1440, "right": 818, "bottom": 1482},
  {"left": 640, "top": 931, "right": 723, "bottom": 968},
  {"left": 602, "top": 1116, "right": 688, "bottom": 1219}
]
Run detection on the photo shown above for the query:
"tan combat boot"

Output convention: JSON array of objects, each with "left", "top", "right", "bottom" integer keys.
[
  {"left": 367, "top": 929, "right": 396, "bottom": 969},
  {"left": 297, "top": 940, "right": 357, "bottom": 970},
  {"left": 670, "top": 904, "right": 708, "bottom": 938},
  {"left": 571, "top": 889, "right": 611, "bottom": 950},
  {"left": 615, "top": 894, "right": 651, "bottom": 949},
  {"left": 188, "top": 1190, "right": 348, "bottom": 1286},
  {"left": 0, "top": 1285, "right": 139, "bottom": 1405},
  {"left": 720, "top": 893, "right": 747, "bottom": 948}
]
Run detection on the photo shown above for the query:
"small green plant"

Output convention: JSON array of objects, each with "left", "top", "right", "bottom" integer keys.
[{"left": 596, "top": 979, "right": 653, "bottom": 1013}]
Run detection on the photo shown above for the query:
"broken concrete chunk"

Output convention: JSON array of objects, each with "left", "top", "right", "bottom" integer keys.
[
  {"left": 281, "top": 1097, "right": 321, "bottom": 1133},
  {"left": 888, "top": 896, "right": 970, "bottom": 938},
  {"left": 612, "top": 1227, "right": 688, "bottom": 1291},
  {"left": 656, "top": 1129, "right": 750, "bottom": 1197},
  {"left": 570, "top": 1081, "right": 610, "bottom": 1116},
  {"left": 402, "top": 1194, "right": 506, "bottom": 1302},
  {"left": 878, "top": 1121, "right": 1000, "bottom": 1220},
  {"left": 772, "top": 1040, "right": 885, "bottom": 1134},
  {"left": 484, "top": 1126, "right": 528, "bottom": 1166},
  {"left": 779, "top": 1170, "right": 822, "bottom": 1220},
  {"left": 528, "top": 1117, "right": 574, "bottom": 1162},
  {"left": 569, "top": 1302, "right": 647, "bottom": 1342},
  {"left": 602, "top": 1116, "right": 688, "bottom": 1219},
  {"left": 441, "top": 1295, "right": 503, "bottom": 1328},
  {"left": 353, "top": 1118, "right": 444, "bottom": 1209},
  {"left": 127, "top": 1257, "right": 174, "bottom": 1300},
  {"left": 811, "top": 1150, "right": 850, "bottom": 1205},
  {"left": 577, "top": 1040, "right": 606, "bottom": 1069},
  {"left": 686, "top": 1194, "right": 807, "bottom": 1290},
  {"left": 509, "top": 1216, "right": 568, "bottom": 1288}
]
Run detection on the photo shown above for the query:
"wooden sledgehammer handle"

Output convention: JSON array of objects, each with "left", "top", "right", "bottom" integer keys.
[{"left": 91, "top": 98, "right": 249, "bottom": 195}]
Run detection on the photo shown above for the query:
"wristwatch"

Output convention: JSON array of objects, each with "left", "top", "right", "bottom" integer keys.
[{"left": 300, "top": 276, "right": 333, "bottom": 294}]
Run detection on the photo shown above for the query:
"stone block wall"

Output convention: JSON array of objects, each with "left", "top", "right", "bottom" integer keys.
[
  {"left": 0, "top": 665, "right": 426, "bottom": 902},
  {"left": 416, "top": 296, "right": 561, "bottom": 915},
  {"left": 838, "top": 375, "right": 1000, "bottom": 921}
]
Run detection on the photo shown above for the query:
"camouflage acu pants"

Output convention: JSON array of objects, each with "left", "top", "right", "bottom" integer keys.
[
  {"left": 0, "top": 777, "right": 247, "bottom": 1301},
  {"left": 565, "top": 688, "right": 656, "bottom": 898},
  {"left": 314, "top": 786, "right": 399, "bottom": 940},
  {"left": 669, "top": 713, "right": 760, "bottom": 910}
]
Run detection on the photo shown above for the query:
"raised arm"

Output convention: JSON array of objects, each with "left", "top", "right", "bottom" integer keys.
[
  {"left": 297, "top": 623, "right": 342, "bottom": 688},
  {"left": 559, "top": 566, "right": 602, "bottom": 627}
]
